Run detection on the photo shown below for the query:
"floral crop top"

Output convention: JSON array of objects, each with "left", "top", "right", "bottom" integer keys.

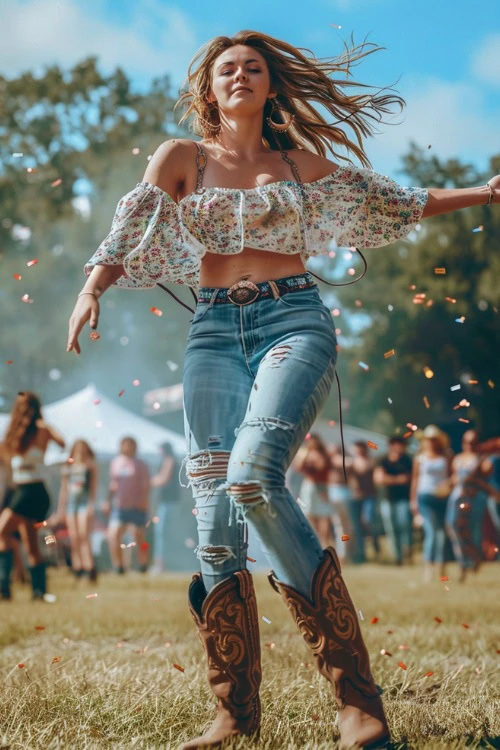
[{"left": 84, "top": 143, "right": 428, "bottom": 289}]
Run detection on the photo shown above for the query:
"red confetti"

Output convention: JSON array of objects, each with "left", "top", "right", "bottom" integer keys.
[
  {"left": 17, "top": 664, "right": 25, "bottom": 669},
  {"left": 27, "top": 259, "right": 39, "bottom": 267},
  {"left": 434, "top": 268, "right": 446, "bottom": 275},
  {"left": 341, "top": 534, "right": 350, "bottom": 541},
  {"left": 247, "top": 556, "right": 256, "bottom": 563},
  {"left": 173, "top": 663, "right": 185, "bottom": 673},
  {"left": 440, "top": 576, "right": 449, "bottom": 582},
  {"left": 424, "top": 671, "right": 434, "bottom": 677},
  {"left": 4, "top": 360, "right": 14, "bottom": 365},
  {"left": 51, "top": 656, "right": 62, "bottom": 664},
  {"left": 118, "top": 389, "right": 125, "bottom": 397},
  {"left": 13, "top": 273, "right": 22, "bottom": 280},
  {"left": 35, "top": 626, "right": 45, "bottom": 631},
  {"left": 462, "top": 623, "right": 470, "bottom": 629},
  {"left": 434, "top": 616, "right": 443, "bottom": 624},
  {"left": 140, "top": 542, "right": 149, "bottom": 551},
  {"left": 34, "top": 521, "right": 47, "bottom": 529},
  {"left": 89, "top": 331, "right": 100, "bottom": 341},
  {"left": 150, "top": 306, "right": 163, "bottom": 317},
  {"left": 384, "top": 349, "right": 395, "bottom": 359},
  {"left": 403, "top": 431, "right": 412, "bottom": 439},
  {"left": 370, "top": 617, "right": 379, "bottom": 624},
  {"left": 398, "top": 661, "right": 407, "bottom": 670},
  {"left": 367, "top": 441, "right": 378, "bottom": 450}
]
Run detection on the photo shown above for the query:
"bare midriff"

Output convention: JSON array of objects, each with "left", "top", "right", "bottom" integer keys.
[{"left": 199, "top": 246, "right": 307, "bottom": 288}]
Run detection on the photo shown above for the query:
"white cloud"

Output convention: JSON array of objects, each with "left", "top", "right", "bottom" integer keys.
[
  {"left": 471, "top": 33, "right": 500, "bottom": 87},
  {"left": 364, "top": 76, "right": 499, "bottom": 178},
  {"left": 0, "top": 0, "right": 198, "bottom": 89}
]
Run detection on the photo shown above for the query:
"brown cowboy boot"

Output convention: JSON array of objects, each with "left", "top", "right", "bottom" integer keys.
[
  {"left": 183, "top": 569, "right": 261, "bottom": 749},
  {"left": 269, "top": 547, "right": 389, "bottom": 750}
]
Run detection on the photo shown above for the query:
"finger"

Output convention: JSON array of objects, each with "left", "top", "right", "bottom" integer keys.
[{"left": 89, "top": 307, "right": 99, "bottom": 330}]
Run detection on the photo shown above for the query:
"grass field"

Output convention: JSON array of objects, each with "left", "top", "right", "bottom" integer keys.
[{"left": 1, "top": 561, "right": 499, "bottom": 749}]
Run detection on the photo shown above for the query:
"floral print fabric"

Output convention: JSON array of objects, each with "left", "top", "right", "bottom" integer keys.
[{"left": 84, "top": 165, "right": 428, "bottom": 289}]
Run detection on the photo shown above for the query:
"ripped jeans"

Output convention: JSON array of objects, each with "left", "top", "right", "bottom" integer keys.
[{"left": 181, "top": 274, "right": 337, "bottom": 597}]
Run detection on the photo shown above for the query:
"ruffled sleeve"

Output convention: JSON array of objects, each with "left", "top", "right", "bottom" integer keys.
[
  {"left": 84, "top": 182, "right": 204, "bottom": 289},
  {"left": 304, "top": 166, "right": 428, "bottom": 252}
]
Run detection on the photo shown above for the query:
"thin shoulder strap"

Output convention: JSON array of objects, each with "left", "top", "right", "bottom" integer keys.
[
  {"left": 280, "top": 150, "right": 303, "bottom": 187},
  {"left": 194, "top": 141, "right": 207, "bottom": 193}
]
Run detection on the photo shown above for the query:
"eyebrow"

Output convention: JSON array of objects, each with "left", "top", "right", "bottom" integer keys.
[{"left": 216, "top": 58, "right": 261, "bottom": 71}]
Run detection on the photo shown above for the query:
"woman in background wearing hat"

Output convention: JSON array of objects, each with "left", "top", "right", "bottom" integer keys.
[{"left": 410, "top": 426, "right": 452, "bottom": 581}]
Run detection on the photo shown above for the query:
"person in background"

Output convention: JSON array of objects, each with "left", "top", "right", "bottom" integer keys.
[
  {"left": 0, "top": 392, "right": 65, "bottom": 601},
  {"left": 349, "top": 441, "right": 380, "bottom": 563},
  {"left": 150, "top": 442, "right": 179, "bottom": 573},
  {"left": 410, "top": 425, "right": 451, "bottom": 581},
  {"left": 327, "top": 443, "right": 354, "bottom": 563},
  {"left": 54, "top": 439, "right": 98, "bottom": 582},
  {"left": 374, "top": 437, "right": 413, "bottom": 565},
  {"left": 293, "top": 434, "right": 333, "bottom": 548},
  {"left": 446, "top": 430, "right": 497, "bottom": 581},
  {"left": 105, "top": 437, "right": 150, "bottom": 574}
]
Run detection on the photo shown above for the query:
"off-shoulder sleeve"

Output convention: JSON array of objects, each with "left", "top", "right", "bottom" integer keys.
[
  {"left": 84, "top": 182, "right": 203, "bottom": 289},
  {"left": 335, "top": 168, "right": 428, "bottom": 249}
]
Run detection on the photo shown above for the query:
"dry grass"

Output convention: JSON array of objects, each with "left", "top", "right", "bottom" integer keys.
[{"left": 1, "top": 562, "right": 499, "bottom": 749}]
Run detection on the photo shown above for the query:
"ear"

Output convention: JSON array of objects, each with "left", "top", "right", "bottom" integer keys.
[{"left": 267, "top": 92, "right": 277, "bottom": 99}]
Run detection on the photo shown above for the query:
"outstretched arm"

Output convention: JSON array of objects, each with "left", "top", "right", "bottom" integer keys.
[{"left": 422, "top": 177, "right": 499, "bottom": 219}]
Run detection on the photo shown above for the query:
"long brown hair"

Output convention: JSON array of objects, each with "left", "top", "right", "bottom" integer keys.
[
  {"left": 3, "top": 391, "right": 42, "bottom": 456},
  {"left": 176, "top": 30, "right": 405, "bottom": 167},
  {"left": 69, "top": 439, "right": 95, "bottom": 464}
]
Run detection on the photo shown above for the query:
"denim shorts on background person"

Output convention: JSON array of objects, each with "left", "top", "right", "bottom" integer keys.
[
  {"left": 181, "top": 272, "right": 338, "bottom": 596},
  {"left": 109, "top": 508, "right": 148, "bottom": 527}
]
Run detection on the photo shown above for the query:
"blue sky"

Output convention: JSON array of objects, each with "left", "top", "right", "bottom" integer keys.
[{"left": 2, "top": 0, "right": 499, "bottom": 178}]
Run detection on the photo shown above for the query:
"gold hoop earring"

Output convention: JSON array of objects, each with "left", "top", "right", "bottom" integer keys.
[{"left": 266, "top": 98, "right": 295, "bottom": 133}]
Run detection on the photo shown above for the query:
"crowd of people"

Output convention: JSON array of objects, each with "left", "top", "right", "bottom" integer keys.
[
  {"left": 0, "top": 391, "right": 179, "bottom": 602},
  {"left": 291, "top": 427, "right": 500, "bottom": 581},
  {"left": 1, "top": 390, "right": 499, "bottom": 603}
]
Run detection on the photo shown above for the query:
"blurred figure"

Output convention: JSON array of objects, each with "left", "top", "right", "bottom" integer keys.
[
  {"left": 446, "top": 430, "right": 493, "bottom": 582},
  {"left": 327, "top": 444, "right": 354, "bottom": 563},
  {"left": 0, "top": 392, "right": 65, "bottom": 600},
  {"left": 374, "top": 437, "right": 413, "bottom": 565},
  {"left": 349, "top": 441, "right": 380, "bottom": 563},
  {"left": 54, "top": 440, "right": 98, "bottom": 582},
  {"left": 411, "top": 425, "right": 451, "bottom": 581},
  {"left": 0, "top": 443, "right": 25, "bottom": 585},
  {"left": 150, "top": 442, "right": 179, "bottom": 573},
  {"left": 293, "top": 434, "right": 333, "bottom": 548},
  {"left": 105, "top": 437, "right": 150, "bottom": 574}
]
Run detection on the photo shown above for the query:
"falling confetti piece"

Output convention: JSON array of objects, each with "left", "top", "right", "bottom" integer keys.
[
  {"left": 35, "top": 625, "right": 45, "bottom": 630},
  {"left": 341, "top": 534, "right": 350, "bottom": 542},
  {"left": 423, "top": 396, "right": 430, "bottom": 409},
  {"left": 370, "top": 617, "right": 379, "bottom": 624},
  {"left": 403, "top": 431, "right": 412, "bottom": 439},
  {"left": 51, "top": 656, "right": 62, "bottom": 664},
  {"left": 388, "top": 397, "right": 393, "bottom": 404},
  {"left": 440, "top": 576, "right": 449, "bottom": 582},
  {"left": 330, "top": 23, "right": 342, "bottom": 28},
  {"left": 262, "top": 616, "right": 272, "bottom": 624},
  {"left": 18, "top": 664, "right": 25, "bottom": 669},
  {"left": 13, "top": 273, "right": 22, "bottom": 280},
  {"left": 380, "top": 649, "right": 392, "bottom": 657},
  {"left": 312, "top": 714, "right": 320, "bottom": 721},
  {"left": 434, "top": 616, "right": 443, "bottom": 624},
  {"left": 424, "top": 671, "right": 434, "bottom": 677},
  {"left": 398, "top": 644, "right": 410, "bottom": 650},
  {"left": 328, "top": 419, "right": 336, "bottom": 426},
  {"left": 51, "top": 178, "right": 63, "bottom": 187},
  {"left": 423, "top": 367, "right": 434, "bottom": 379},
  {"left": 247, "top": 556, "right": 256, "bottom": 563},
  {"left": 44, "top": 535, "right": 56, "bottom": 545},
  {"left": 173, "top": 663, "right": 185, "bottom": 673},
  {"left": 21, "top": 294, "right": 34, "bottom": 303},
  {"left": 93, "top": 399, "right": 101, "bottom": 405},
  {"left": 89, "top": 331, "right": 100, "bottom": 341},
  {"left": 118, "top": 389, "right": 125, "bottom": 397},
  {"left": 398, "top": 662, "right": 407, "bottom": 670},
  {"left": 26, "top": 259, "right": 39, "bottom": 267},
  {"left": 150, "top": 306, "right": 163, "bottom": 317},
  {"left": 358, "top": 362, "right": 369, "bottom": 371},
  {"left": 434, "top": 268, "right": 446, "bottom": 275},
  {"left": 140, "top": 542, "right": 149, "bottom": 551},
  {"left": 458, "top": 418, "right": 470, "bottom": 424},
  {"left": 488, "top": 380, "right": 495, "bottom": 389},
  {"left": 358, "top": 610, "right": 364, "bottom": 620},
  {"left": 86, "top": 593, "right": 98, "bottom": 599},
  {"left": 384, "top": 350, "right": 395, "bottom": 359},
  {"left": 166, "top": 360, "right": 178, "bottom": 371},
  {"left": 367, "top": 441, "right": 378, "bottom": 450},
  {"left": 468, "top": 379, "right": 478, "bottom": 384},
  {"left": 450, "top": 384, "right": 461, "bottom": 391},
  {"left": 34, "top": 521, "right": 47, "bottom": 529},
  {"left": 132, "top": 379, "right": 140, "bottom": 386},
  {"left": 455, "top": 316, "right": 465, "bottom": 324},
  {"left": 471, "top": 225, "right": 483, "bottom": 233},
  {"left": 4, "top": 360, "right": 14, "bottom": 365},
  {"left": 445, "top": 297, "right": 456, "bottom": 303},
  {"left": 462, "top": 623, "right": 470, "bottom": 629}
]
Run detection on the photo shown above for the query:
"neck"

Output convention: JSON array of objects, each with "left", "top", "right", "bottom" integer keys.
[{"left": 213, "top": 116, "right": 269, "bottom": 159}]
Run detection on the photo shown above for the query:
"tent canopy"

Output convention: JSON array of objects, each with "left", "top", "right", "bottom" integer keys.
[{"left": 0, "top": 384, "right": 186, "bottom": 464}]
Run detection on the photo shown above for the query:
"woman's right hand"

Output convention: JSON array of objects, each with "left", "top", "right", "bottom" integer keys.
[{"left": 67, "top": 294, "right": 100, "bottom": 354}]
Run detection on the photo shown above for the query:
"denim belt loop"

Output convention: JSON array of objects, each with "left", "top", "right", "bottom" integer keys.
[
  {"left": 208, "top": 289, "right": 218, "bottom": 308},
  {"left": 268, "top": 280, "right": 281, "bottom": 300}
]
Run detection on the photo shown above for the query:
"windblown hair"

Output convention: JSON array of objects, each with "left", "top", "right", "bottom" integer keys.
[
  {"left": 176, "top": 30, "right": 405, "bottom": 167},
  {"left": 304, "top": 433, "right": 331, "bottom": 470},
  {"left": 69, "top": 439, "right": 95, "bottom": 464},
  {"left": 3, "top": 391, "right": 43, "bottom": 457}
]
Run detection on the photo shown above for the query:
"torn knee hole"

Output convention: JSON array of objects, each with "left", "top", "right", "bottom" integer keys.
[
  {"left": 228, "top": 482, "right": 263, "bottom": 504},
  {"left": 196, "top": 545, "right": 237, "bottom": 565},
  {"left": 183, "top": 450, "right": 230, "bottom": 485}
]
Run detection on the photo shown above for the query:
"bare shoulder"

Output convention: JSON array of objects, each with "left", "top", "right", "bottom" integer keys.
[
  {"left": 142, "top": 138, "right": 198, "bottom": 201},
  {"left": 287, "top": 149, "right": 341, "bottom": 183}
]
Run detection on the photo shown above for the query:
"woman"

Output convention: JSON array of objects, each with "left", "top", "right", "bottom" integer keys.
[
  {"left": 349, "top": 441, "right": 380, "bottom": 563},
  {"left": 67, "top": 30, "right": 499, "bottom": 750},
  {"left": 293, "top": 434, "right": 333, "bottom": 548},
  {"left": 410, "top": 425, "right": 452, "bottom": 581},
  {"left": 0, "top": 392, "right": 65, "bottom": 601},
  {"left": 446, "top": 430, "right": 497, "bottom": 581},
  {"left": 55, "top": 439, "right": 98, "bottom": 582},
  {"left": 327, "top": 443, "right": 354, "bottom": 563},
  {"left": 150, "top": 442, "right": 179, "bottom": 574}
]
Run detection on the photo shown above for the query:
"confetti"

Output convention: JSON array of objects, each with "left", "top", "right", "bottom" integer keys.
[
  {"left": 458, "top": 418, "right": 470, "bottom": 424},
  {"left": 384, "top": 349, "right": 395, "bottom": 359},
  {"left": 150, "top": 306, "right": 163, "bottom": 317},
  {"left": 424, "top": 671, "right": 434, "bottom": 677},
  {"left": 247, "top": 556, "right": 256, "bottom": 563},
  {"left": 388, "top": 397, "right": 393, "bottom": 404},
  {"left": 358, "top": 362, "right": 369, "bottom": 371},
  {"left": 330, "top": 23, "right": 342, "bottom": 28},
  {"left": 86, "top": 593, "right": 98, "bottom": 599},
  {"left": 265, "top": 642, "right": 276, "bottom": 649},
  {"left": 89, "top": 331, "right": 100, "bottom": 341},
  {"left": 262, "top": 616, "right": 272, "bottom": 624},
  {"left": 118, "top": 389, "right": 125, "bottom": 397},
  {"left": 328, "top": 419, "right": 336, "bottom": 426},
  {"left": 4, "top": 360, "right": 14, "bottom": 365},
  {"left": 341, "top": 534, "right": 350, "bottom": 541},
  {"left": 140, "top": 542, "right": 149, "bottom": 551},
  {"left": 445, "top": 297, "right": 456, "bottom": 303},
  {"left": 471, "top": 225, "right": 483, "bottom": 233},
  {"left": 440, "top": 576, "right": 449, "bottom": 582},
  {"left": 18, "top": 663, "right": 25, "bottom": 669},
  {"left": 398, "top": 644, "right": 410, "bottom": 650},
  {"left": 21, "top": 294, "right": 34, "bottom": 303},
  {"left": 403, "top": 431, "right": 412, "bottom": 439},
  {"left": 423, "top": 367, "right": 434, "bottom": 379},
  {"left": 370, "top": 617, "right": 379, "bottom": 624},
  {"left": 450, "top": 384, "right": 461, "bottom": 391},
  {"left": 93, "top": 399, "right": 101, "bottom": 405},
  {"left": 461, "top": 623, "right": 470, "bottom": 629},
  {"left": 380, "top": 649, "right": 392, "bottom": 657},
  {"left": 434, "top": 268, "right": 446, "bottom": 275},
  {"left": 367, "top": 441, "right": 378, "bottom": 450},
  {"left": 358, "top": 610, "right": 364, "bottom": 620},
  {"left": 35, "top": 625, "right": 45, "bottom": 630},
  {"left": 398, "top": 662, "right": 407, "bottom": 670},
  {"left": 51, "top": 179, "right": 62, "bottom": 187},
  {"left": 34, "top": 521, "right": 47, "bottom": 529},
  {"left": 44, "top": 535, "right": 56, "bottom": 545},
  {"left": 434, "top": 616, "right": 443, "bottom": 624},
  {"left": 132, "top": 379, "right": 140, "bottom": 386},
  {"left": 26, "top": 259, "right": 39, "bottom": 267},
  {"left": 51, "top": 656, "right": 62, "bottom": 664},
  {"left": 173, "top": 663, "right": 185, "bottom": 673},
  {"left": 13, "top": 273, "right": 22, "bottom": 280},
  {"left": 423, "top": 396, "right": 430, "bottom": 409},
  {"left": 488, "top": 380, "right": 495, "bottom": 389},
  {"left": 166, "top": 360, "right": 178, "bottom": 371},
  {"left": 455, "top": 316, "right": 465, "bottom": 324}
]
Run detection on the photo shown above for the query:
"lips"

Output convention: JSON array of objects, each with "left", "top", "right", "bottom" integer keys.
[{"left": 232, "top": 87, "right": 252, "bottom": 94}]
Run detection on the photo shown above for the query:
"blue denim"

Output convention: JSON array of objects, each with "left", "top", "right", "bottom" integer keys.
[
  {"left": 153, "top": 501, "right": 176, "bottom": 570},
  {"left": 181, "top": 275, "right": 337, "bottom": 596},
  {"left": 418, "top": 493, "right": 447, "bottom": 563},
  {"left": 380, "top": 499, "right": 412, "bottom": 563}
]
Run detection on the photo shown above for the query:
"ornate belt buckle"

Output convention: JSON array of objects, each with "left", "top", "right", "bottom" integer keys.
[{"left": 227, "top": 280, "right": 260, "bottom": 306}]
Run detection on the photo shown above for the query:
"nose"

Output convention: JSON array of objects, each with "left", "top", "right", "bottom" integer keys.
[{"left": 234, "top": 69, "right": 248, "bottom": 82}]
